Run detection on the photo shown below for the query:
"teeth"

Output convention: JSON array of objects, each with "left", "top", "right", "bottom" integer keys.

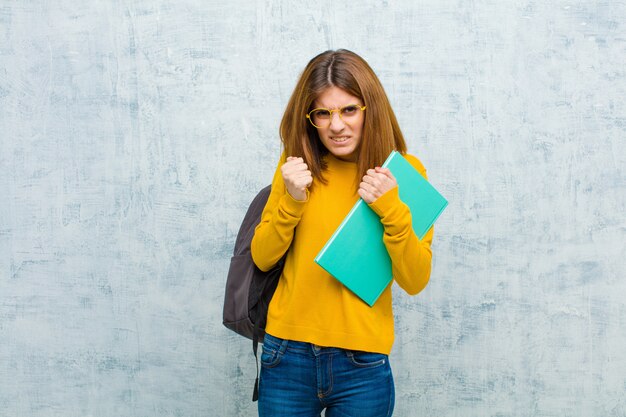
[{"left": 332, "top": 137, "right": 349, "bottom": 142}]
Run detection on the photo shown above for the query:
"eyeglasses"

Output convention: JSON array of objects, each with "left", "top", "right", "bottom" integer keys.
[{"left": 306, "top": 104, "right": 366, "bottom": 129}]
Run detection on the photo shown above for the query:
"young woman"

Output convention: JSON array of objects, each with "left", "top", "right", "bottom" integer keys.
[{"left": 251, "top": 49, "right": 434, "bottom": 417}]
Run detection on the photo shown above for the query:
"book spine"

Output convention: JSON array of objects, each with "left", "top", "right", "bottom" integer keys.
[{"left": 381, "top": 150, "right": 397, "bottom": 169}]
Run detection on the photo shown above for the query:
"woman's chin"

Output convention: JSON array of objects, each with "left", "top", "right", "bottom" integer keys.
[{"left": 329, "top": 149, "right": 357, "bottom": 162}]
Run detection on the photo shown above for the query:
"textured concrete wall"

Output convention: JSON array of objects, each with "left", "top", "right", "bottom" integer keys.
[{"left": 1, "top": 1, "right": 624, "bottom": 416}]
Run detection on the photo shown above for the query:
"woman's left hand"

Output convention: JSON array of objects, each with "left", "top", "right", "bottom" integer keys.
[{"left": 358, "top": 167, "right": 397, "bottom": 204}]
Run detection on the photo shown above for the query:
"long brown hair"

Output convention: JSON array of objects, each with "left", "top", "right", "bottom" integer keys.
[{"left": 279, "top": 49, "right": 407, "bottom": 185}]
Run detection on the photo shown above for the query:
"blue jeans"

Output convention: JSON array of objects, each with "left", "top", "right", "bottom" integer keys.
[{"left": 258, "top": 333, "right": 395, "bottom": 417}]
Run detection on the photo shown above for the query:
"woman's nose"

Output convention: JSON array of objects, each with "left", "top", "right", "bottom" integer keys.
[{"left": 329, "top": 111, "right": 346, "bottom": 130}]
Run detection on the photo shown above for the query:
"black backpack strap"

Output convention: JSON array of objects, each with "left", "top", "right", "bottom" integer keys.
[
  {"left": 252, "top": 320, "right": 261, "bottom": 401},
  {"left": 251, "top": 261, "right": 280, "bottom": 402},
  {"left": 252, "top": 262, "right": 276, "bottom": 402}
]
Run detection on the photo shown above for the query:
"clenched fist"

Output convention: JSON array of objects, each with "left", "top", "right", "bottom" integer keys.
[
  {"left": 281, "top": 156, "right": 313, "bottom": 201},
  {"left": 358, "top": 167, "right": 397, "bottom": 204}
]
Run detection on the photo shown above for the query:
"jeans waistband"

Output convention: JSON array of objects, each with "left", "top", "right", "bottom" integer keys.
[{"left": 263, "top": 332, "right": 346, "bottom": 355}]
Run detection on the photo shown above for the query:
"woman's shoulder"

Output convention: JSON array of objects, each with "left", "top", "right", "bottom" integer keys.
[{"left": 402, "top": 152, "right": 427, "bottom": 178}]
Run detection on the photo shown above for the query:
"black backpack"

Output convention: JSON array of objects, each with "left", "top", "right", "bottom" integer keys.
[{"left": 222, "top": 185, "right": 286, "bottom": 401}]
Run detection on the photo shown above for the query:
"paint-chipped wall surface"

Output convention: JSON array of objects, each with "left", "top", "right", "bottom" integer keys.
[{"left": 1, "top": 1, "right": 624, "bottom": 416}]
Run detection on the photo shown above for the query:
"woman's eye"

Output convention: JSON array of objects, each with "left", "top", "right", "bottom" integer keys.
[
  {"left": 314, "top": 110, "right": 330, "bottom": 118},
  {"left": 342, "top": 106, "right": 358, "bottom": 115}
]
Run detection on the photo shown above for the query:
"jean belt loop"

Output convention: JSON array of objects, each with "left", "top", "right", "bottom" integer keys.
[{"left": 278, "top": 337, "right": 289, "bottom": 354}]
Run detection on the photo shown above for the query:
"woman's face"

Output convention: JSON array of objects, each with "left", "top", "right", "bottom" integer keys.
[{"left": 312, "top": 86, "right": 365, "bottom": 162}]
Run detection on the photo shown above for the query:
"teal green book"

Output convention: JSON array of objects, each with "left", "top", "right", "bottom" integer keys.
[{"left": 314, "top": 151, "right": 448, "bottom": 307}]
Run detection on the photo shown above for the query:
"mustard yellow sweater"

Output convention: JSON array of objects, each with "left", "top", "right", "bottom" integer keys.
[{"left": 251, "top": 152, "right": 434, "bottom": 354}]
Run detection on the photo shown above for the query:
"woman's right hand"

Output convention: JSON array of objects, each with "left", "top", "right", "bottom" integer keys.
[{"left": 281, "top": 156, "right": 312, "bottom": 201}]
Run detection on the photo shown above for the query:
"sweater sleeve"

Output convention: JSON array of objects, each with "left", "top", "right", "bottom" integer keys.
[
  {"left": 367, "top": 155, "right": 434, "bottom": 295},
  {"left": 251, "top": 153, "right": 308, "bottom": 272}
]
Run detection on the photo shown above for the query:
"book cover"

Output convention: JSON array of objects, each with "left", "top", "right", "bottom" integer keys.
[{"left": 314, "top": 151, "right": 448, "bottom": 306}]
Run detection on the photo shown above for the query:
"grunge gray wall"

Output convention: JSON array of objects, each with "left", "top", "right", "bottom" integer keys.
[{"left": 1, "top": 1, "right": 624, "bottom": 416}]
